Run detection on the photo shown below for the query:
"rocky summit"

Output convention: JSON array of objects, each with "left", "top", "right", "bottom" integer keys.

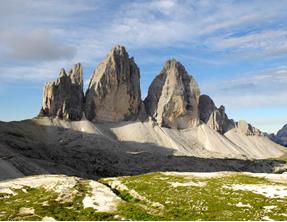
[
  {"left": 39, "top": 63, "right": 84, "bottom": 121},
  {"left": 198, "top": 94, "right": 235, "bottom": 134},
  {"left": 144, "top": 59, "right": 200, "bottom": 129},
  {"left": 85, "top": 45, "right": 141, "bottom": 122},
  {"left": 234, "top": 120, "right": 262, "bottom": 136}
]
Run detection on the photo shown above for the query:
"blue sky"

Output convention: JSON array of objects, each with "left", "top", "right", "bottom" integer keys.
[{"left": 0, "top": 0, "right": 287, "bottom": 133}]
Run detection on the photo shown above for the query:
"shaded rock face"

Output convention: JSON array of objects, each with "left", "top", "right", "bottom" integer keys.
[
  {"left": 235, "top": 120, "right": 262, "bottom": 136},
  {"left": 198, "top": 94, "right": 235, "bottom": 134},
  {"left": 277, "top": 124, "right": 287, "bottom": 138},
  {"left": 39, "top": 63, "right": 84, "bottom": 121},
  {"left": 144, "top": 59, "right": 200, "bottom": 129},
  {"left": 85, "top": 46, "right": 141, "bottom": 122},
  {"left": 269, "top": 124, "right": 287, "bottom": 147}
]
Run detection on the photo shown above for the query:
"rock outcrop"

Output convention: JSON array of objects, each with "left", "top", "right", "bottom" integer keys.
[
  {"left": 39, "top": 63, "right": 84, "bottom": 121},
  {"left": 144, "top": 59, "right": 200, "bottom": 129},
  {"left": 85, "top": 45, "right": 141, "bottom": 122},
  {"left": 198, "top": 94, "right": 235, "bottom": 134},
  {"left": 234, "top": 120, "right": 262, "bottom": 136}
]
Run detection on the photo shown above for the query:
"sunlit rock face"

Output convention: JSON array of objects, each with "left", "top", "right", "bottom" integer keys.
[
  {"left": 235, "top": 120, "right": 262, "bottom": 136},
  {"left": 144, "top": 59, "right": 200, "bottom": 129},
  {"left": 85, "top": 45, "right": 141, "bottom": 122},
  {"left": 39, "top": 63, "right": 84, "bottom": 121}
]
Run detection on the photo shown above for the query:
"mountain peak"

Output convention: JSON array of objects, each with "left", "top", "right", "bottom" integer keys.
[
  {"left": 110, "top": 45, "right": 127, "bottom": 54},
  {"left": 144, "top": 60, "right": 200, "bottom": 129},
  {"left": 39, "top": 63, "right": 84, "bottom": 121},
  {"left": 85, "top": 45, "right": 141, "bottom": 122}
]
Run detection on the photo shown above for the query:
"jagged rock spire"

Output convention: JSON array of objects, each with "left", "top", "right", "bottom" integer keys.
[
  {"left": 39, "top": 63, "right": 84, "bottom": 121},
  {"left": 85, "top": 45, "right": 141, "bottom": 122},
  {"left": 144, "top": 59, "right": 200, "bottom": 129},
  {"left": 198, "top": 94, "right": 235, "bottom": 134}
]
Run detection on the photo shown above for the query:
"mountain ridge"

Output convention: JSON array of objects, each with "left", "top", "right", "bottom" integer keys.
[
  {"left": 38, "top": 45, "right": 269, "bottom": 137},
  {"left": 269, "top": 124, "right": 287, "bottom": 147}
]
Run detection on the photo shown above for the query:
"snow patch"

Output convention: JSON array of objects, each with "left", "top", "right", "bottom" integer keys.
[
  {"left": 262, "top": 216, "right": 274, "bottom": 221},
  {"left": 225, "top": 184, "right": 287, "bottom": 198},
  {"left": 168, "top": 181, "right": 206, "bottom": 187},
  {"left": 18, "top": 207, "right": 34, "bottom": 215},
  {"left": 236, "top": 202, "right": 251, "bottom": 208},
  {"left": 42, "top": 216, "right": 56, "bottom": 221},
  {"left": 263, "top": 205, "right": 277, "bottom": 210},
  {"left": 0, "top": 188, "right": 16, "bottom": 195},
  {"left": 82, "top": 180, "right": 121, "bottom": 212}
]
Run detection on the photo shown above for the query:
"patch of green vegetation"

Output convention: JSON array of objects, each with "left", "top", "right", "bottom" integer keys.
[
  {"left": 1, "top": 173, "right": 287, "bottom": 221},
  {"left": 0, "top": 180, "right": 116, "bottom": 221},
  {"left": 116, "top": 189, "right": 136, "bottom": 202},
  {"left": 224, "top": 173, "right": 274, "bottom": 185},
  {"left": 100, "top": 179, "right": 138, "bottom": 202},
  {"left": 118, "top": 202, "right": 164, "bottom": 221},
  {"left": 110, "top": 172, "right": 287, "bottom": 221}
]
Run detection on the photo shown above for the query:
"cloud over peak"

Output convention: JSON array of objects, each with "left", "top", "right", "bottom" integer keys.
[{"left": 0, "top": 30, "right": 76, "bottom": 62}]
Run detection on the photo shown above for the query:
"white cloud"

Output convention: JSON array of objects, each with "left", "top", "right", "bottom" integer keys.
[
  {"left": 0, "top": 30, "right": 76, "bottom": 62},
  {"left": 203, "top": 67, "right": 287, "bottom": 108},
  {"left": 1, "top": 0, "right": 287, "bottom": 81},
  {"left": 207, "top": 29, "right": 287, "bottom": 58},
  {"left": 213, "top": 93, "right": 287, "bottom": 108},
  {"left": 0, "top": 60, "right": 83, "bottom": 82}
]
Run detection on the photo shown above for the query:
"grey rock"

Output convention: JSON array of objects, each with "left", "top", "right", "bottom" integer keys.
[
  {"left": 198, "top": 94, "right": 235, "bottom": 134},
  {"left": 277, "top": 124, "right": 287, "bottom": 138},
  {"left": 138, "top": 101, "right": 148, "bottom": 122},
  {"left": 85, "top": 45, "right": 141, "bottom": 122},
  {"left": 144, "top": 59, "right": 200, "bottom": 129},
  {"left": 269, "top": 124, "right": 287, "bottom": 147},
  {"left": 235, "top": 120, "right": 262, "bottom": 136},
  {"left": 39, "top": 63, "right": 84, "bottom": 121}
]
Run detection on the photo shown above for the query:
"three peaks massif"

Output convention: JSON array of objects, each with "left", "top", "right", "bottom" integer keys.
[
  {"left": 0, "top": 45, "right": 287, "bottom": 180},
  {"left": 39, "top": 45, "right": 258, "bottom": 134}
]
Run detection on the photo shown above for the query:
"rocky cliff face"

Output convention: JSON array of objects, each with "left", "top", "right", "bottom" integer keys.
[
  {"left": 269, "top": 124, "right": 287, "bottom": 147},
  {"left": 276, "top": 124, "right": 287, "bottom": 146},
  {"left": 85, "top": 45, "right": 141, "bottom": 122},
  {"left": 144, "top": 59, "right": 200, "bottom": 129},
  {"left": 234, "top": 120, "right": 262, "bottom": 136},
  {"left": 198, "top": 94, "right": 235, "bottom": 134},
  {"left": 39, "top": 63, "right": 84, "bottom": 121},
  {"left": 37, "top": 45, "right": 271, "bottom": 137}
]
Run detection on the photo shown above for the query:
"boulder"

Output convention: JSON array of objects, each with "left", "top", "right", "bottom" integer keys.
[
  {"left": 39, "top": 63, "right": 84, "bottom": 121},
  {"left": 198, "top": 94, "right": 234, "bottom": 134},
  {"left": 85, "top": 45, "right": 141, "bottom": 122},
  {"left": 144, "top": 59, "right": 200, "bottom": 129}
]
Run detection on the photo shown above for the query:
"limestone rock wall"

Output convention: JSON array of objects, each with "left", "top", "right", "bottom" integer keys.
[
  {"left": 85, "top": 45, "right": 141, "bottom": 122},
  {"left": 39, "top": 63, "right": 84, "bottom": 121},
  {"left": 144, "top": 59, "right": 200, "bottom": 129},
  {"left": 198, "top": 94, "right": 235, "bottom": 134}
]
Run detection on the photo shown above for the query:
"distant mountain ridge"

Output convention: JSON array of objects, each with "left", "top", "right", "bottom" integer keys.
[{"left": 269, "top": 124, "right": 287, "bottom": 147}]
